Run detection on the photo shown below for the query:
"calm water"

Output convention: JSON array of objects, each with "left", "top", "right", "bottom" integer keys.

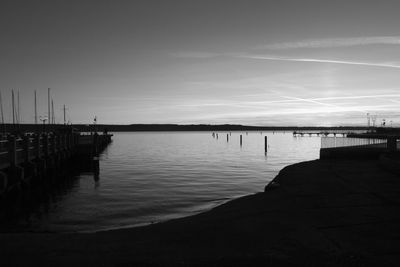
[{"left": 23, "top": 131, "right": 320, "bottom": 232}]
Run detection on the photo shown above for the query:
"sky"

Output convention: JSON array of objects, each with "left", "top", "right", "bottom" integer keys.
[{"left": 1, "top": 0, "right": 400, "bottom": 126}]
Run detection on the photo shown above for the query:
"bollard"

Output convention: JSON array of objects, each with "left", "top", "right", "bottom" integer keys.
[
  {"left": 240, "top": 135, "right": 242, "bottom": 146},
  {"left": 265, "top": 136, "right": 268, "bottom": 153}
]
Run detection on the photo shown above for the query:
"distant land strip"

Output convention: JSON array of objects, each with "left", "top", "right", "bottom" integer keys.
[{"left": 2, "top": 123, "right": 370, "bottom": 132}]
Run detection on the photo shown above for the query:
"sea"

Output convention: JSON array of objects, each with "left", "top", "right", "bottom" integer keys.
[{"left": 8, "top": 131, "right": 321, "bottom": 232}]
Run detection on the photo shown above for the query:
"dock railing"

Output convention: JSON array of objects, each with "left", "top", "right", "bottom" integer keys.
[
  {"left": 0, "top": 133, "right": 76, "bottom": 169},
  {"left": 321, "top": 137, "right": 388, "bottom": 149}
]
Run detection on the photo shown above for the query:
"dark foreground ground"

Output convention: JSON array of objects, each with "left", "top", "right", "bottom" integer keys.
[{"left": 1, "top": 159, "right": 400, "bottom": 266}]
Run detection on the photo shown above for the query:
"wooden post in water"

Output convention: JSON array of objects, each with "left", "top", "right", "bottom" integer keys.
[
  {"left": 240, "top": 134, "right": 242, "bottom": 146},
  {"left": 227, "top": 134, "right": 229, "bottom": 142},
  {"left": 264, "top": 136, "right": 268, "bottom": 153}
]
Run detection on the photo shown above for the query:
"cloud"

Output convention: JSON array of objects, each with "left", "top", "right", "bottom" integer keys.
[
  {"left": 238, "top": 54, "right": 400, "bottom": 69},
  {"left": 257, "top": 36, "right": 400, "bottom": 50},
  {"left": 170, "top": 51, "right": 223, "bottom": 58}
]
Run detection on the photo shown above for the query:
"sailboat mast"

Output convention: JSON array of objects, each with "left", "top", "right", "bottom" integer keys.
[
  {"left": 48, "top": 88, "right": 51, "bottom": 125},
  {"left": 17, "top": 90, "right": 20, "bottom": 124},
  {"left": 0, "top": 91, "right": 4, "bottom": 134},
  {"left": 63, "top": 104, "right": 66, "bottom": 125},
  {"left": 12, "top": 90, "right": 15, "bottom": 125},
  {"left": 51, "top": 99, "right": 55, "bottom": 124},
  {"left": 34, "top": 90, "right": 38, "bottom": 124}
]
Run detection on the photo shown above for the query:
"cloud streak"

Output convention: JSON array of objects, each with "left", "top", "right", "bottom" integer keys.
[
  {"left": 257, "top": 36, "right": 400, "bottom": 50},
  {"left": 239, "top": 54, "right": 400, "bottom": 69}
]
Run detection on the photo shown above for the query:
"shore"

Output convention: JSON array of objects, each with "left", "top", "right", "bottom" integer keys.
[{"left": 1, "top": 159, "right": 400, "bottom": 266}]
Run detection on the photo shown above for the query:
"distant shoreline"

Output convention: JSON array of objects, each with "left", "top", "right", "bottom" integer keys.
[{"left": 2, "top": 123, "right": 370, "bottom": 133}]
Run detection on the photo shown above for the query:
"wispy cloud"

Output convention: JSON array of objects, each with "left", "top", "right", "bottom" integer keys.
[
  {"left": 257, "top": 36, "right": 400, "bottom": 50},
  {"left": 170, "top": 51, "right": 223, "bottom": 58},
  {"left": 238, "top": 54, "right": 400, "bottom": 69}
]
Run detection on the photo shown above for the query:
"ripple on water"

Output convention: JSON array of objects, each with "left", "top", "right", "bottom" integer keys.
[{"left": 13, "top": 132, "right": 320, "bottom": 232}]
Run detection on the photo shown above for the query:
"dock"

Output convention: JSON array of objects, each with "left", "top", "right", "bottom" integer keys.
[
  {"left": 0, "top": 131, "right": 112, "bottom": 197},
  {"left": 293, "top": 130, "right": 352, "bottom": 137}
]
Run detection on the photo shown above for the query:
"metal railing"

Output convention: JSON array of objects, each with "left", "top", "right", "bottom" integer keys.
[{"left": 321, "top": 137, "right": 387, "bottom": 149}]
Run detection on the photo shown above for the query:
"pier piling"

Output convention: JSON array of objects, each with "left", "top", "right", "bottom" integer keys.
[
  {"left": 240, "top": 135, "right": 242, "bottom": 146},
  {"left": 265, "top": 136, "right": 268, "bottom": 153}
]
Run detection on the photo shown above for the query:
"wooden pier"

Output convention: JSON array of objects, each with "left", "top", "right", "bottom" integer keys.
[
  {"left": 0, "top": 131, "right": 112, "bottom": 197},
  {"left": 293, "top": 131, "right": 351, "bottom": 137}
]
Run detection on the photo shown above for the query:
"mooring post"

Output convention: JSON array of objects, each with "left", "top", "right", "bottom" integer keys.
[
  {"left": 240, "top": 134, "right": 242, "bottom": 146},
  {"left": 264, "top": 136, "right": 268, "bottom": 153},
  {"left": 227, "top": 134, "right": 229, "bottom": 142},
  {"left": 22, "top": 134, "right": 30, "bottom": 163},
  {"left": 8, "top": 135, "right": 17, "bottom": 168}
]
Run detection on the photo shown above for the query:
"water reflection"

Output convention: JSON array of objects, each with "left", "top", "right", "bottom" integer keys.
[{"left": 0, "top": 160, "right": 101, "bottom": 232}]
